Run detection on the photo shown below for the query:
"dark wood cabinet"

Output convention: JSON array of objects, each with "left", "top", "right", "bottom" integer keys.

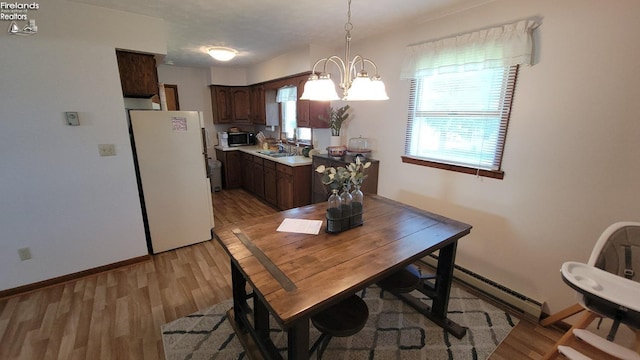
[
  {"left": 116, "top": 50, "right": 158, "bottom": 98},
  {"left": 211, "top": 86, "right": 232, "bottom": 123},
  {"left": 210, "top": 86, "right": 251, "bottom": 124},
  {"left": 250, "top": 84, "right": 266, "bottom": 124},
  {"left": 241, "top": 152, "right": 253, "bottom": 191},
  {"left": 311, "top": 154, "right": 379, "bottom": 203},
  {"left": 231, "top": 87, "right": 251, "bottom": 123},
  {"left": 253, "top": 156, "right": 265, "bottom": 199},
  {"left": 264, "top": 160, "right": 278, "bottom": 206},
  {"left": 216, "top": 149, "right": 242, "bottom": 189},
  {"left": 277, "top": 163, "right": 311, "bottom": 210},
  {"left": 237, "top": 152, "right": 310, "bottom": 210}
]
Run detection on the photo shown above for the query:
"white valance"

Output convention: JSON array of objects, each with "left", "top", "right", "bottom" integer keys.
[
  {"left": 276, "top": 86, "right": 298, "bottom": 103},
  {"left": 400, "top": 19, "right": 540, "bottom": 78}
]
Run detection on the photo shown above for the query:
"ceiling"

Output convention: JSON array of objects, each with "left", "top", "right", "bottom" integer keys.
[{"left": 70, "top": 0, "right": 493, "bottom": 68}]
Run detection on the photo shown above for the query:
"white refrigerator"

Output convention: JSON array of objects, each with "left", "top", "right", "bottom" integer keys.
[{"left": 129, "top": 110, "right": 214, "bottom": 254}]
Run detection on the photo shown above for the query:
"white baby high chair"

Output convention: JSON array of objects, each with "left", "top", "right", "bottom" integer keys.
[{"left": 541, "top": 221, "right": 640, "bottom": 360}]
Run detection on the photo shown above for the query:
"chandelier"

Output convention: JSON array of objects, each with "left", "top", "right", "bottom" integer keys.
[{"left": 300, "top": 0, "right": 388, "bottom": 101}]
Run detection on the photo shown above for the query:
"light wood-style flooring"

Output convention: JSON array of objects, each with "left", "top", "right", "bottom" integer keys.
[{"left": 0, "top": 188, "right": 605, "bottom": 359}]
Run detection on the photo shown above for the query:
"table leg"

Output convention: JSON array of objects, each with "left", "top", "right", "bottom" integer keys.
[
  {"left": 254, "top": 294, "right": 270, "bottom": 342},
  {"left": 231, "top": 261, "right": 248, "bottom": 331},
  {"left": 395, "top": 241, "right": 467, "bottom": 339},
  {"left": 288, "top": 318, "right": 310, "bottom": 359}
]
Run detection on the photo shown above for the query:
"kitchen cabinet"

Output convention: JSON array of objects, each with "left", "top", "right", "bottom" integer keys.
[
  {"left": 250, "top": 84, "right": 266, "bottom": 125},
  {"left": 116, "top": 50, "right": 159, "bottom": 98},
  {"left": 277, "top": 163, "right": 311, "bottom": 210},
  {"left": 264, "top": 160, "right": 278, "bottom": 206},
  {"left": 253, "top": 156, "right": 265, "bottom": 199},
  {"left": 216, "top": 149, "right": 242, "bottom": 189},
  {"left": 311, "top": 154, "right": 379, "bottom": 204},
  {"left": 241, "top": 152, "right": 253, "bottom": 191},
  {"left": 210, "top": 85, "right": 251, "bottom": 124},
  {"left": 296, "top": 75, "right": 330, "bottom": 128},
  {"left": 231, "top": 87, "right": 251, "bottom": 123}
]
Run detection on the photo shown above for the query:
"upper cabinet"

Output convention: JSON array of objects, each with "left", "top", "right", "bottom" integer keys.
[
  {"left": 250, "top": 84, "right": 266, "bottom": 125},
  {"left": 209, "top": 72, "right": 329, "bottom": 128},
  {"left": 116, "top": 50, "right": 159, "bottom": 98},
  {"left": 210, "top": 85, "right": 251, "bottom": 124}
]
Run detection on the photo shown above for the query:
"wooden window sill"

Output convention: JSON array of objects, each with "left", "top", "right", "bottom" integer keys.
[{"left": 401, "top": 155, "right": 504, "bottom": 180}]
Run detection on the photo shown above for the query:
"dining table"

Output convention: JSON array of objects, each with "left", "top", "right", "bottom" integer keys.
[{"left": 213, "top": 194, "right": 472, "bottom": 359}]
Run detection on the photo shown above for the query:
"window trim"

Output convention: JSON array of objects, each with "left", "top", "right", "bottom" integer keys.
[
  {"left": 403, "top": 65, "right": 518, "bottom": 180},
  {"left": 401, "top": 155, "right": 505, "bottom": 179}
]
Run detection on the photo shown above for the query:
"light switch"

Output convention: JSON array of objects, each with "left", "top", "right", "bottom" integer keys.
[
  {"left": 65, "top": 112, "right": 79, "bottom": 126},
  {"left": 98, "top": 144, "right": 116, "bottom": 156}
]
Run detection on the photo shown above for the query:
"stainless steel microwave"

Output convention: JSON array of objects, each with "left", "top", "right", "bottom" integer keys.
[{"left": 227, "top": 132, "right": 255, "bottom": 147}]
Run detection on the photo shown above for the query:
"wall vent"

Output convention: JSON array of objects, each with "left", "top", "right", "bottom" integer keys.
[{"left": 421, "top": 254, "right": 543, "bottom": 319}]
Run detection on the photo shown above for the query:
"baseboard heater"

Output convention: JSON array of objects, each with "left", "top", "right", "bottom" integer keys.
[{"left": 420, "top": 254, "right": 543, "bottom": 319}]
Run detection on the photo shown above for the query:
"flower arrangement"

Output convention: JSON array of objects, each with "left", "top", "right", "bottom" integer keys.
[
  {"left": 320, "top": 105, "right": 351, "bottom": 136},
  {"left": 346, "top": 156, "right": 371, "bottom": 186},
  {"left": 315, "top": 156, "right": 371, "bottom": 190}
]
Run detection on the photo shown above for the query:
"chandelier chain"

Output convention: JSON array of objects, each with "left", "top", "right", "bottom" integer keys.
[{"left": 344, "top": 0, "right": 353, "bottom": 33}]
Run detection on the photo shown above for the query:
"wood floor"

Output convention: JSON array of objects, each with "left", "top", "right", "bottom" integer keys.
[{"left": 0, "top": 188, "right": 589, "bottom": 359}]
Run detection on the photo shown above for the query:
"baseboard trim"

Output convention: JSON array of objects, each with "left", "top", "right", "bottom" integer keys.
[
  {"left": 0, "top": 255, "right": 152, "bottom": 299},
  {"left": 421, "top": 254, "right": 543, "bottom": 320}
]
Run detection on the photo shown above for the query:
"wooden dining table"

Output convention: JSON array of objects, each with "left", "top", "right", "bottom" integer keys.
[{"left": 214, "top": 194, "right": 472, "bottom": 359}]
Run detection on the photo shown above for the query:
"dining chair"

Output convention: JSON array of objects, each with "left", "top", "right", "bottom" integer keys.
[
  {"left": 541, "top": 221, "right": 640, "bottom": 360},
  {"left": 310, "top": 294, "right": 369, "bottom": 359}
]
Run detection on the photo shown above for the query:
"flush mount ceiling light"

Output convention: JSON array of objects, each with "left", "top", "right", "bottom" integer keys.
[
  {"left": 208, "top": 47, "right": 238, "bottom": 62},
  {"left": 300, "top": 0, "right": 388, "bottom": 101}
]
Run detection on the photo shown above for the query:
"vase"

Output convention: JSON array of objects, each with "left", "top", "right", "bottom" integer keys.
[
  {"left": 330, "top": 135, "right": 341, "bottom": 147},
  {"left": 351, "top": 184, "right": 364, "bottom": 227},
  {"left": 339, "top": 183, "right": 352, "bottom": 230},
  {"left": 326, "top": 189, "right": 342, "bottom": 233}
]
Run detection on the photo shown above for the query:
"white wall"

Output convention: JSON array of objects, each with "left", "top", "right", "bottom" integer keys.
[
  {"left": 157, "top": 65, "right": 216, "bottom": 154},
  {"left": 0, "top": 0, "right": 166, "bottom": 290},
  {"left": 340, "top": 0, "right": 640, "bottom": 313}
]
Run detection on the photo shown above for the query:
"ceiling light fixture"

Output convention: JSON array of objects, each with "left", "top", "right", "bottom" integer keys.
[
  {"left": 208, "top": 47, "right": 238, "bottom": 62},
  {"left": 300, "top": 0, "right": 388, "bottom": 101}
]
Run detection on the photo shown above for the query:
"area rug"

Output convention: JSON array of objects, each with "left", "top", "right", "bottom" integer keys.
[{"left": 162, "top": 284, "right": 518, "bottom": 359}]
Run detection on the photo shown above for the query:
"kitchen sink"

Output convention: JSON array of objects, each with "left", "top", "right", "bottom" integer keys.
[{"left": 256, "top": 150, "right": 295, "bottom": 158}]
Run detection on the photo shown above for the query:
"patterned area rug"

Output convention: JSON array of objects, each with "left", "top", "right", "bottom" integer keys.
[{"left": 162, "top": 284, "right": 518, "bottom": 359}]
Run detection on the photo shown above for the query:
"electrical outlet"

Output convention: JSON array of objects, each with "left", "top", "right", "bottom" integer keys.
[
  {"left": 18, "top": 247, "right": 32, "bottom": 261},
  {"left": 98, "top": 144, "right": 116, "bottom": 156}
]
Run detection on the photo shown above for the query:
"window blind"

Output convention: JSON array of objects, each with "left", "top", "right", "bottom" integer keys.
[{"left": 404, "top": 66, "right": 517, "bottom": 171}]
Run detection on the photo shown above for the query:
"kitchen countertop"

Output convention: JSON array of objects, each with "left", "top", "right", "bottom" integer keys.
[{"left": 214, "top": 145, "right": 312, "bottom": 167}]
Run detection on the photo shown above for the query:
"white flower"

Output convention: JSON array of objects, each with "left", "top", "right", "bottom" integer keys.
[{"left": 315, "top": 165, "right": 326, "bottom": 173}]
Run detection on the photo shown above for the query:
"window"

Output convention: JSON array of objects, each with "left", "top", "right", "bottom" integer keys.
[
  {"left": 281, "top": 100, "right": 297, "bottom": 139},
  {"left": 403, "top": 66, "right": 517, "bottom": 178},
  {"left": 276, "top": 86, "right": 312, "bottom": 142},
  {"left": 399, "top": 19, "right": 539, "bottom": 179}
]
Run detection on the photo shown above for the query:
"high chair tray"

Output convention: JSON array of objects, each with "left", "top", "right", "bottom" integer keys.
[{"left": 561, "top": 261, "right": 640, "bottom": 313}]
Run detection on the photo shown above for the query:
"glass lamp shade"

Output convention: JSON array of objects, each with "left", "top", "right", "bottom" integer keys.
[
  {"left": 368, "top": 78, "right": 389, "bottom": 100},
  {"left": 344, "top": 75, "right": 389, "bottom": 101},
  {"left": 208, "top": 47, "right": 237, "bottom": 61},
  {"left": 300, "top": 77, "right": 340, "bottom": 101},
  {"left": 344, "top": 76, "right": 373, "bottom": 101}
]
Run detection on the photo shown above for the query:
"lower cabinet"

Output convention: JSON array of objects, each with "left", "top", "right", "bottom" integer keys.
[
  {"left": 241, "top": 152, "right": 253, "bottom": 191},
  {"left": 253, "top": 156, "right": 265, "bottom": 199},
  {"left": 216, "top": 149, "right": 242, "bottom": 189},
  {"left": 237, "top": 152, "right": 311, "bottom": 210},
  {"left": 264, "top": 160, "right": 278, "bottom": 206},
  {"left": 276, "top": 163, "right": 311, "bottom": 210}
]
